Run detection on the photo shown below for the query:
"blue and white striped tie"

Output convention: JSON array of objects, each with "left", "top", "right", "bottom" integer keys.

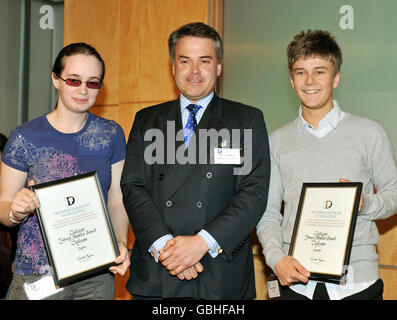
[{"left": 184, "top": 104, "right": 201, "bottom": 147}]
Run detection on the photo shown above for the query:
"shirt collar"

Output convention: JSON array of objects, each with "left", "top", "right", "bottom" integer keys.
[
  {"left": 179, "top": 91, "right": 214, "bottom": 113},
  {"left": 297, "top": 100, "right": 343, "bottom": 134}
]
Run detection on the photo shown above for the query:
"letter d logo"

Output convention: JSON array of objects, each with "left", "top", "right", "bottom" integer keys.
[
  {"left": 325, "top": 200, "right": 332, "bottom": 209},
  {"left": 66, "top": 196, "right": 75, "bottom": 206}
]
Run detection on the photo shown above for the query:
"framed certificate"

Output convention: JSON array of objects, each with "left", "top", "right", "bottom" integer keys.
[
  {"left": 31, "top": 171, "right": 120, "bottom": 287},
  {"left": 289, "top": 182, "right": 362, "bottom": 283}
]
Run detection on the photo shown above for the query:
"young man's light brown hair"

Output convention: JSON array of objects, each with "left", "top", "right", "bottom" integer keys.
[{"left": 287, "top": 30, "right": 342, "bottom": 75}]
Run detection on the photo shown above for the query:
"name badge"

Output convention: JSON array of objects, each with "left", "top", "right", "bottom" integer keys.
[
  {"left": 267, "top": 279, "right": 281, "bottom": 299},
  {"left": 23, "top": 276, "right": 64, "bottom": 300},
  {"left": 214, "top": 148, "right": 241, "bottom": 165}
]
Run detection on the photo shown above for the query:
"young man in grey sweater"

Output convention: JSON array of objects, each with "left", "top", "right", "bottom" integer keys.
[{"left": 256, "top": 30, "right": 397, "bottom": 299}]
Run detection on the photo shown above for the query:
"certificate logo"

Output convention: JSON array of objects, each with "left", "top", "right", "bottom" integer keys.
[
  {"left": 324, "top": 200, "right": 333, "bottom": 209},
  {"left": 66, "top": 196, "right": 75, "bottom": 206}
]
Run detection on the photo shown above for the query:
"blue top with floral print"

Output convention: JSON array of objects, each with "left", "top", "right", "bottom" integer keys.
[{"left": 2, "top": 113, "right": 126, "bottom": 275}]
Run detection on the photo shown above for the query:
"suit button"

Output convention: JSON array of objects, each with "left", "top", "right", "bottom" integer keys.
[
  {"left": 206, "top": 172, "right": 212, "bottom": 179},
  {"left": 158, "top": 173, "right": 164, "bottom": 181},
  {"left": 165, "top": 200, "right": 173, "bottom": 207},
  {"left": 196, "top": 201, "right": 203, "bottom": 208}
]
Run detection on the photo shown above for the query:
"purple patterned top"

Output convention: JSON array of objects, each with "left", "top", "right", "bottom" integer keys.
[{"left": 2, "top": 113, "right": 126, "bottom": 275}]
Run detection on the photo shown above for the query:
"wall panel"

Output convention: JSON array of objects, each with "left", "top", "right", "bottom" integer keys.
[
  {"left": 119, "top": 0, "right": 208, "bottom": 104},
  {"left": 64, "top": 0, "right": 120, "bottom": 106},
  {"left": 379, "top": 267, "right": 397, "bottom": 300},
  {"left": 377, "top": 215, "right": 397, "bottom": 266}
]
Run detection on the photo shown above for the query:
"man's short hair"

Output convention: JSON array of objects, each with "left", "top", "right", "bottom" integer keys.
[
  {"left": 168, "top": 22, "right": 223, "bottom": 64},
  {"left": 287, "top": 30, "right": 342, "bottom": 75}
]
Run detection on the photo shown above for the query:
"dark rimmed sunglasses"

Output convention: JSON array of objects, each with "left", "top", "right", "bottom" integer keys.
[{"left": 56, "top": 75, "right": 102, "bottom": 89}]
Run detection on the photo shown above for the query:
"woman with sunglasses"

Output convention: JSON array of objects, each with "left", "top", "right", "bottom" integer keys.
[{"left": 0, "top": 43, "right": 130, "bottom": 300}]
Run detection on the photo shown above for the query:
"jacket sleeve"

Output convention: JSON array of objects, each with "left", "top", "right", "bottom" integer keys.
[
  {"left": 204, "top": 109, "right": 271, "bottom": 261},
  {"left": 120, "top": 112, "right": 171, "bottom": 258}
]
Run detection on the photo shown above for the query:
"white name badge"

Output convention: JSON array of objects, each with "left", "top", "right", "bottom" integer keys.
[
  {"left": 214, "top": 148, "right": 241, "bottom": 164},
  {"left": 23, "top": 276, "right": 64, "bottom": 300},
  {"left": 267, "top": 279, "right": 281, "bottom": 299}
]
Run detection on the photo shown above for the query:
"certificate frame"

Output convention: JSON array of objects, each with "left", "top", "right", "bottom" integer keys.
[
  {"left": 288, "top": 182, "right": 362, "bottom": 283},
  {"left": 31, "top": 171, "right": 120, "bottom": 287}
]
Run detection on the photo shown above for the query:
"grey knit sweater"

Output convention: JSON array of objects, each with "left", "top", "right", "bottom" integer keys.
[{"left": 257, "top": 112, "right": 397, "bottom": 283}]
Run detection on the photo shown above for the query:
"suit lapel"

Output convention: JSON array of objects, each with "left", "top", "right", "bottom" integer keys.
[
  {"left": 157, "top": 99, "right": 182, "bottom": 142},
  {"left": 199, "top": 95, "right": 231, "bottom": 135},
  {"left": 160, "top": 95, "right": 229, "bottom": 200}
]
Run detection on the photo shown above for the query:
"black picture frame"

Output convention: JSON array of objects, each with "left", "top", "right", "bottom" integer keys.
[
  {"left": 31, "top": 171, "right": 120, "bottom": 287},
  {"left": 288, "top": 182, "right": 362, "bottom": 283}
]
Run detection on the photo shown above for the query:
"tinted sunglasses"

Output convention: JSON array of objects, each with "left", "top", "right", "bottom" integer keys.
[{"left": 56, "top": 75, "right": 102, "bottom": 89}]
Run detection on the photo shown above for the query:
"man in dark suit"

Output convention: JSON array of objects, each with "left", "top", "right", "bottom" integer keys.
[{"left": 121, "top": 22, "right": 270, "bottom": 299}]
